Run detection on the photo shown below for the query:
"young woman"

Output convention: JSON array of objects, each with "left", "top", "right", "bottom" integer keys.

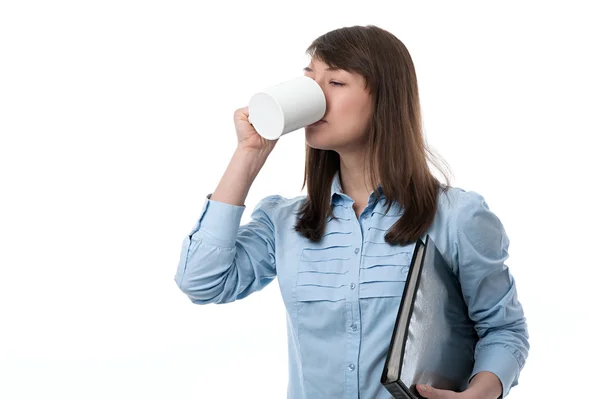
[{"left": 175, "top": 25, "right": 529, "bottom": 399}]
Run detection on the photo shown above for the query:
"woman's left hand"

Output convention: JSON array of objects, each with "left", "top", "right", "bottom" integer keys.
[
  {"left": 416, "top": 371, "right": 502, "bottom": 399},
  {"left": 416, "top": 384, "right": 473, "bottom": 399}
]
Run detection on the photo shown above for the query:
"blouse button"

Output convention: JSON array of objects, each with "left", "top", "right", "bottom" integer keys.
[
  {"left": 354, "top": 248, "right": 359, "bottom": 254},
  {"left": 350, "top": 283, "right": 356, "bottom": 290},
  {"left": 348, "top": 364, "right": 355, "bottom": 371}
]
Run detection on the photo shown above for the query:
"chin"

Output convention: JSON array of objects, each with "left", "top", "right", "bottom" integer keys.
[
  {"left": 305, "top": 123, "right": 367, "bottom": 152},
  {"left": 305, "top": 130, "right": 335, "bottom": 151}
]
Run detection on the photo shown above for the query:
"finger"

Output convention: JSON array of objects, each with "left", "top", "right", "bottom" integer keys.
[{"left": 418, "top": 384, "right": 459, "bottom": 399}]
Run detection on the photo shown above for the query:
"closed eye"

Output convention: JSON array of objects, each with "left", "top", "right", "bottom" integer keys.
[{"left": 330, "top": 81, "right": 345, "bottom": 86}]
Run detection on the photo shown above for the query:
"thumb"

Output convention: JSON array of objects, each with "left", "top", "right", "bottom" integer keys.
[{"left": 416, "top": 384, "right": 436, "bottom": 398}]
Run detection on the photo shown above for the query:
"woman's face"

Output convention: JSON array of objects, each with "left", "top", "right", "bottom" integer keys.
[{"left": 303, "top": 58, "right": 373, "bottom": 152}]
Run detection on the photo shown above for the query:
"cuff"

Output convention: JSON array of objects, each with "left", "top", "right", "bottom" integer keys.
[
  {"left": 189, "top": 193, "right": 246, "bottom": 247},
  {"left": 469, "top": 344, "right": 521, "bottom": 398}
]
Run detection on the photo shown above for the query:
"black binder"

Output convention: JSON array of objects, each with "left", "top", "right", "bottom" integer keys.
[{"left": 381, "top": 234, "right": 478, "bottom": 398}]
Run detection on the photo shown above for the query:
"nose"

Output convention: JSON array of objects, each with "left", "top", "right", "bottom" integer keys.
[
  {"left": 305, "top": 74, "right": 325, "bottom": 89},
  {"left": 304, "top": 74, "right": 328, "bottom": 118}
]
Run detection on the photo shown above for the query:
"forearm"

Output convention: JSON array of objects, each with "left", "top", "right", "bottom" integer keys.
[{"left": 211, "top": 146, "right": 269, "bottom": 206}]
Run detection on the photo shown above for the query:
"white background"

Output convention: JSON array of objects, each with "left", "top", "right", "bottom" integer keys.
[{"left": 1, "top": 1, "right": 598, "bottom": 398}]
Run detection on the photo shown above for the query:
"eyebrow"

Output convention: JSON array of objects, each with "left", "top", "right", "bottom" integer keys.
[{"left": 303, "top": 66, "right": 341, "bottom": 72}]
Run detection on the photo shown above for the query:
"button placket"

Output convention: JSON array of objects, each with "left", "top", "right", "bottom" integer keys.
[{"left": 345, "top": 204, "right": 361, "bottom": 381}]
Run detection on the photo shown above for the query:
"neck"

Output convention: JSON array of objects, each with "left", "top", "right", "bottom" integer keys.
[{"left": 337, "top": 149, "right": 375, "bottom": 204}]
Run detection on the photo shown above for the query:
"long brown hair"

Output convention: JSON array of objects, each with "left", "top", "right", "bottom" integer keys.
[{"left": 294, "top": 25, "right": 453, "bottom": 246}]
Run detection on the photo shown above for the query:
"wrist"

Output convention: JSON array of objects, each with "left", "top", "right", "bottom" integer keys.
[
  {"left": 465, "top": 371, "right": 502, "bottom": 399},
  {"left": 235, "top": 144, "right": 270, "bottom": 162},
  {"left": 232, "top": 146, "right": 269, "bottom": 179}
]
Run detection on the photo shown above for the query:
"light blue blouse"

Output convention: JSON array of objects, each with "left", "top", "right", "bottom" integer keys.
[{"left": 174, "top": 172, "right": 529, "bottom": 398}]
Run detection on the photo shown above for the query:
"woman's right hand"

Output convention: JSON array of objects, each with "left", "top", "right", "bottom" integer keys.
[{"left": 234, "top": 106, "right": 279, "bottom": 154}]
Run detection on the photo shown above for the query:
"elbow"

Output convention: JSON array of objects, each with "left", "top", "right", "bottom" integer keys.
[
  {"left": 176, "top": 275, "right": 196, "bottom": 297},
  {"left": 176, "top": 274, "right": 224, "bottom": 304},
  {"left": 175, "top": 265, "right": 236, "bottom": 305},
  {"left": 174, "top": 236, "right": 238, "bottom": 304}
]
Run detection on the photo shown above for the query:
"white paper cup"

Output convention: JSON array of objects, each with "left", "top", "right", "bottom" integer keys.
[{"left": 248, "top": 76, "right": 326, "bottom": 140}]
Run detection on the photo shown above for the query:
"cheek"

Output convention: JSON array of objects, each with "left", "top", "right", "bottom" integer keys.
[
  {"left": 305, "top": 94, "right": 372, "bottom": 148},
  {"left": 334, "top": 113, "right": 370, "bottom": 142},
  {"left": 330, "top": 96, "right": 371, "bottom": 130}
]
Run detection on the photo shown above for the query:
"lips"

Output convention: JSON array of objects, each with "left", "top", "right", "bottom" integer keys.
[{"left": 308, "top": 119, "right": 326, "bottom": 127}]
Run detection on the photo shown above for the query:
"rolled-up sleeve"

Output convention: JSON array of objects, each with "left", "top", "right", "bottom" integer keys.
[
  {"left": 174, "top": 194, "right": 281, "bottom": 305},
  {"left": 452, "top": 191, "right": 529, "bottom": 398}
]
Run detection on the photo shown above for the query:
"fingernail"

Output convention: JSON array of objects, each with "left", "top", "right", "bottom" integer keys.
[{"left": 420, "top": 385, "right": 427, "bottom": 391}]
